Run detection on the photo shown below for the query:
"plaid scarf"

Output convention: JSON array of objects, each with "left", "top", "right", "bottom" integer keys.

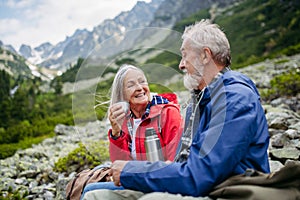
[
  {"left": 141, "top": 95, "right": 169, "bottom": 120},
  {"left": 129, "top": 95, "right": 169, "bottom": 120}
]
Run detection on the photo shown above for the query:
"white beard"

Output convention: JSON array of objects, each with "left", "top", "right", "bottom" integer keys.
[
  {"left": 183, "top": 73, "right": 201, "bottom": 90},
  {"left": 183, "top": 58, "right": 204, "bottom": 90}
]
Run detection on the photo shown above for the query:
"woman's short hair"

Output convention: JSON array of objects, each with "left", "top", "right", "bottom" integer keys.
[
  {"left": 110, "top": 64, "right": 145, "bottom": 105},
  {"left": 182, "top": 19, "right": 231, "bottom": 67}
]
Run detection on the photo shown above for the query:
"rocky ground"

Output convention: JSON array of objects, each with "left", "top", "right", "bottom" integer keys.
[
  {"left": 0, "top": 121, "right": 108, "bottom": 199},
  {"left": 0, "top": 54, "right": 299, "bottom": 199}
]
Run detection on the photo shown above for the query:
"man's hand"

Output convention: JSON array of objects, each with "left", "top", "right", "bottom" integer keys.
[{"left": 110, "top": 160, "right": 129, "bottom": 186}]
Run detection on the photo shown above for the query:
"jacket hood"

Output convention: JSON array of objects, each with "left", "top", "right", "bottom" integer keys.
[{"left": 200, "top": 70, "right": 260, "bottom": 104}]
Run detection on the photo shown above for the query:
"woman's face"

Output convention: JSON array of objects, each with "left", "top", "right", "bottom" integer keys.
[{"left": 123, "top": 69, "right": 150, "bottom": 108}]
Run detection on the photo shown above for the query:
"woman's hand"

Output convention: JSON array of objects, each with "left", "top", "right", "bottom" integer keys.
[{"left": 109, "top": 102, "right": 128, "bottom": 137}]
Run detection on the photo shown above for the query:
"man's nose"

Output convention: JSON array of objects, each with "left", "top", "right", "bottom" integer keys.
[{"left": 179, "top": 59, "right": 185, "bottom": 70}]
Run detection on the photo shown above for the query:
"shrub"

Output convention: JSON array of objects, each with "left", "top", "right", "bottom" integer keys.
[
  {"left": 54, "top": 140, "right": 109, "bottom": 175},
  {"left": 261, "top": 69, "right": 300, "bottom": 100}
]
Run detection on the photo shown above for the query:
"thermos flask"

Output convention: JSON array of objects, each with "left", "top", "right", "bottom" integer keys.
[{"left": 145, "top": 127, "right": 164, "bottom": 162}]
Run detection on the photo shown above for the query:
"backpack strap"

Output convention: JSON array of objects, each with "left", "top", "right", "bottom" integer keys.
[
  {"left": 157, "top": 112, "right": 162, "bottom": 135},
  {"left": 66, "top": 173, "right": 80, "bottom": 200},
  {"left": 174, "top": 90, "right": 204, "bottom": 162}
]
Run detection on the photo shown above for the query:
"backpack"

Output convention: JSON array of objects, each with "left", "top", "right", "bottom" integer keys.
[
  {"left": 65, "top": 167, "right": 111, "bottom": 200},
  {"left": 209, "top": 161, "right": 300, "bottom": 200},
  {"left": 158, "top": 93, "right": 178, "bottom": 104}
]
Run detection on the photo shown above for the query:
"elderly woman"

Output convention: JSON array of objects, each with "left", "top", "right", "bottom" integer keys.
[
  {"left": 108, "top": 64, "right": 182, "bottom": 161},
  {"left": 80, "top": 64, "right": 183, "bottom": 198}
]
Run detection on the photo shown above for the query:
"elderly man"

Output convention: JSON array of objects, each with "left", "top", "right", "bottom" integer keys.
[{"left": 82, "top": 19, "right": 270, "bottom": 200}]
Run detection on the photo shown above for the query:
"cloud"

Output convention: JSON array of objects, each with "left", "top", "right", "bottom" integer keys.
[
  {"left": 6, "top": 0, "right": 36, "bottom": 8},
  {"left": 0, "top": 18, "right": 21, "bottom": 34},
  {"left": 0, "top": 0, "right": 150, "bottom": 50}
]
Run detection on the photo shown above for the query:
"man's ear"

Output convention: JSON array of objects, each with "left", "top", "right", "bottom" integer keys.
[{"left": 202, "top": 47, "right": 212, "bottom": 64}]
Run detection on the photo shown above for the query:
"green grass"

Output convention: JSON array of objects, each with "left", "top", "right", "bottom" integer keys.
[{"left": 0, "top": 133, "right": 55, "bottom": 159}]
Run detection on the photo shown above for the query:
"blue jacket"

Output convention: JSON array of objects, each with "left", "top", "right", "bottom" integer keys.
[{"left": 120, "top": 71, "right": 270, "bottom": 197}]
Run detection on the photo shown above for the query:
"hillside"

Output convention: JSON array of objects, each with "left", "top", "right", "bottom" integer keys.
[
  {"left": 56, "top": 0, "right": 300, "bottom": 85},
  {"left": 0, "top": 47, "right": 31, "bottom": 78},
  {"left": 146, "top": 0, "right": 300, "bottom": 70},
  {"left": 0, "top": 46, "right": 58, "bottom": 81},
  {"left": 217, "top": 0, "right": 300, "bottom": 67}
]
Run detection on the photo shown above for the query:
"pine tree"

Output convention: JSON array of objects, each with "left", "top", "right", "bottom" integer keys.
[{"left": 0, "top": 70, "right": 11, "bottom": 101}]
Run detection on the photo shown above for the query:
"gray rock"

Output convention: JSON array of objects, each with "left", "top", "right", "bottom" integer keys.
[
  {"left": 28, "top": 180, "right": 39, "bottom": 190},
  {"left": 15, "top": 177, "right": 26, "bottom": 185},
  {"left": 269, "top": 117, "right": 289, "bottom": 130},
  {"left": 270, "top": 98, "right": 283, "bottom": 107},
  {"left": 290, "top": 122, "right": 300, "bottom": 132},
  {"left": 0, "top": 167, "right": 17, "bottom": 178},
  {"left": 0, "top": 178, "right": 17, "bottom": 192},
  {"left": 269, "top": 148, "right": 300, "bottom": 162},
  {"left": 55, "top": 178, "right": 70, "bottom": 200},
  {"left": 285, "top": 159, "right": 300, "bottom": 166},
  {"left": 269, "top": 160, "right": 284, "bottom": 172},
  {"left": 270, "top": 134, "right": 289, "bottom": 148},
  {"left": 19, "top": 170, "right": 40, "bottom": 179},
  {"left": 43, "top": 190, "right": 55, "bottom": 200},
  {"left": 54, "top": 124, "right": 77, "bottom": 135},
  {"left": 284, "top": 129, "right": 299, "bottom": 139}
]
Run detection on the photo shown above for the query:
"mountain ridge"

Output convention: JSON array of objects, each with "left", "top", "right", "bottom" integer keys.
[
  {"left": 17, "top": 0, "right": 165, "bottom": 71},
  {"left": 1, "top": 0, "right": 299, "bottom": 82},
  {"left": 6, "top": 0, "right": 240, "bottom": 73}
]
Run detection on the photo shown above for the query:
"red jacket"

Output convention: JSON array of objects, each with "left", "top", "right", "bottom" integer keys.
[{"left": 108, "top": 103, "right": 183, "bottom": 162}]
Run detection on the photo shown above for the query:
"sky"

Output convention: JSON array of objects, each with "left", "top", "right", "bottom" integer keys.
[{"left": 0, "top": 0, "right": 151, "bottom": 50}]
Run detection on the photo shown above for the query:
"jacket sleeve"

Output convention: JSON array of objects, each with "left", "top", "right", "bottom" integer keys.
[
  {"left": 108, "top": 129, "right": 132, "bottom": 162},
  {"left": 160, "top": 105, "right": 183, "bottom": 161},
  {"left": 120, "top": 84, "right": 268, "bottom": 196}
]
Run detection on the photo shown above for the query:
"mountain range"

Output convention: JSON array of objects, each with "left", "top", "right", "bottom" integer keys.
[
  {"left": 1, "top": 0, "right": 299, "bottom": 81},
  {"left": 0, "top": 0, "right": 239, "bottom": 75}
]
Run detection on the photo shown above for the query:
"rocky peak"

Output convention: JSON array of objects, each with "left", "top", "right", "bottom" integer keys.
[
  {"left": 19, "top": 44, "right": 33, "bottom": 58},
  {"left": 0, "top": 41, "right": 18, "bottom": 55},
  {"left": 34, "top": 42, "right": 54, "bottom": 52}
]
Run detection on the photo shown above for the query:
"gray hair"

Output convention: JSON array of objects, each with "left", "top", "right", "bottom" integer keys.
[
  {"left": 110, "top": 64, "right": 145, "bottom": 105},
  {"left": 182, "top": 19, "right": 231, "bottom": 67}
]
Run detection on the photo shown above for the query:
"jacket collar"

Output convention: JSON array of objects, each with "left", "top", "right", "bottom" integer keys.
[
  {"left": 127, "top": 95, "right": 169, "bottom": 120},
  {"left": 192, "top": 67, "right": 231, "bottom": 106}
]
